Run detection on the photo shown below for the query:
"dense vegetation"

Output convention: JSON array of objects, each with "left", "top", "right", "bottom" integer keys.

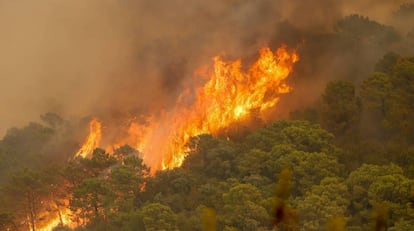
[{"left": 1, "top": 6, "right": 414, "bottom": 231}]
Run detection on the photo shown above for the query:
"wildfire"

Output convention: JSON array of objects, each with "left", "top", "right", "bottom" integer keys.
[
  {"left": 45, "top": 45, "right": 298, "bottom": 231},
  {"left": 38, "top": 207, "right": 73, "bottom": 231},
  {"left": 75, "top": 45, "right": 298, "bottom": 170},
  {"left": 146, "top": 46, "right": 299, "bottom": 169},
  {"left": 75, "top": 118, "right": 102, "bottom": 158}
]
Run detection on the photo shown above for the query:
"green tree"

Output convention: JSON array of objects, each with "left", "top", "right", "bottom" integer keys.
[
  {"left": 279, "top": 123, "right": 335, "bottom": 153},
  {"left": 198, "top": 179, "right": 237, "bottom": 210},
  {"left": 346, "top": 164, "right": 405, "bottom": 226},
  {"left": 296, "top": 177, "right": 349, "bottom": 231},
  {"left": 62, "top": 160, "right": 89, "bottom": 190},
  {"left": 389, "top": 219, "right": 414, "bottom": 231},
  {"left": 139, "top": 203, "right": 178, "bottom": 231},
  {"left": 108, "top": 155, "right": 149, "bottom": 211},
  {"left": 360, "top": 72, "right": 391, "bottom": 119},
  {"left": 70, "top": 178, "right": 112, "bottom": 224},
  {"left": 321, "top": 80, "right": 360, "bottom": 138},
  {"left": 236, "top": 148, "right": 274, "bottom": 179},
  {"left": 0, "top": 122, "right": 55, "bottom": 182},
  {"left": 275, "top": 151, "right": 341, "bottom": 196},
  {"left": 368, "top": 174, "right": 413, "bottom": 225},
  {"left": 386, "top": 58, "right": 414, "bottom": 141},
  {"left": 335, "top": 14, "right": 400, "bottom": 46},
  {"left": 81, "top": 148, "right": 117, "bottom": 177},
  {"left": 113, "top": 145, "right": 139, "bottom": 160},
  {"left": 359, "top": 56, "right": 414, "bottom": 142},
  {"left": 221, "top": 184, "right": 270, "bottom": 230},
  {"left": 7, "top": 168, "right": 50, "bottom": 231},
  {"left": 360, "top": 72, "right": 392, "bottom": 140},
  {"left": 183, "top": 135, "right": 238, "bottom": 179},
  {"left": 145, "top": 168, "right": 199, "bottom": 211},
  {"left": 244, "top": 120, "right": 335, "bottom": 154}
]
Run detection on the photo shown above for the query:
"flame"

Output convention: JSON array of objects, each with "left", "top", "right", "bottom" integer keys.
[
  {"left": 145, "top": 46, "right": 299, "bottom": 170},
  {"left": 59, "top": 45, "right": 297, "bottom": 230},
  {"left": 105, "top": 116, "right": 158, "bottom": 153},
  {"left": 38, "top": 207, "right": 73, "bottom": 231},
  {"left": 74, "top": 45, "right": 298, "bottom": 170},
  {"left": 75, "top": 118, "right": 102, "bottom": 158}
]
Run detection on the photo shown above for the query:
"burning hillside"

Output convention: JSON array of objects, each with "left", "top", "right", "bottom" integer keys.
[
  {"left": 75, "top": 45, "right": 298, "bottom": 172},
  {"left": 34, "top": 44, "right": 299, "bottom": 231},
  {"left": 2, "top": 1, "right": 414, "bottom": 230}
]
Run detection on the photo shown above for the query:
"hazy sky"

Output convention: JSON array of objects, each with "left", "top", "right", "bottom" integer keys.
[{"left": 0, "top": 0, "right": 407, "bottom": 137}]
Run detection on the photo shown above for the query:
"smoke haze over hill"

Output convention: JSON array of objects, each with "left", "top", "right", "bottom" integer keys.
[{"left": 0, "top": 0, "right": 412, "bottom": 136}]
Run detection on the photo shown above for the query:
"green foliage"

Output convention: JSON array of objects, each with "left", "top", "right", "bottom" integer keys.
[
  {"left": 1, "top": 13, "right": 414, "bottom": 229},
  {"left": 386, "top": 57, "right": 414, "bottom": 140},
  {"left": 346, "top": 164, "right": 412, "bottom": 227},
  {"left": 113, "top": 145, "right": 139, "bottom": 159},
  {"left": 388, "top": 219, "right": 414, "bottom": 231},
  {"left": 139, "top": 203, "right": 178, "bottom": 231},
  {"left": 360, "top": 72, "right": 392, "bottom": 141},
  {"left": 82, "top": 148, "right": 117, "bottom": 176},
  {"left": 276, "top": 151, "right": 341, "bottom": 196},
  {"left": 221, "top": 184, "right": 270, "bottom": 230},
  {"left": 183, "top": 135, "right": 238, "bottom": 179},
  {"left": 296, "top": 177, "right": 349, "bottom": 230},
  {"left": 359, "top": 54, "right": 414, "bottom": 143},
  {"left": 321, "top": 80, "right": 361, "bottom": 138},
  {"left": 368, "top": 174, "right": 413, "bottom": 223},
  {"left": 3, "top": 70, "right": 414, "bottom": 231},
  {"left": 70, "top": 178, "right": 112, "bottom": 223},
  {"left": 106, "top": 210, "right": 145, "bottom": 231},
  {"left": 335, "top": 14, "right": 400, "bottom": 45},
  {"left": 245, "top": 120, "right": 335, "bottom": 153},
  {"left": 0, "top": 122, "right": 55, "bottom": 181},
  {"left": 108, "top": 160, "right": 147, "bottom": 211},
  {"left": 360, "top": 72, "right": 391, "bottom": 117},
  {"left": 4, "top": 167, "right": 60, "bottom": 230}
]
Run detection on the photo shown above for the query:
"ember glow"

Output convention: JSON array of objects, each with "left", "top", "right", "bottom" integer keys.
[
  {"left": 75, "top": 45, "right": 298, "bottom": 171},
  {"left": 38, "top": 207, "right": 73, "bottom": 231}
]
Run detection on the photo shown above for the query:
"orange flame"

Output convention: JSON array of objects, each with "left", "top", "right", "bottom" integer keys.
[
  {"left": 62, "top": 45, "right": 297, "bottom": 230},
  {"left": 38, "top": 207, "right": 73, "bottom": 231},
  {"left": 75, "top": 118, "right": 102, "bottom": 158},
  {"left": 74, "top": 45, "right": 298, "bottom": 171},
  {"left": 143, "top": 46, "right": 299, "bottom": 170}
]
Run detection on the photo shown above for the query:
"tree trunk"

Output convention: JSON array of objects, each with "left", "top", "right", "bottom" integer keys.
[{"left": 27, "top": 192, "right": 36, "bottom": 231}]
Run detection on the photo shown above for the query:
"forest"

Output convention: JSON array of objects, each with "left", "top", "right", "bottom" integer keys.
[{"left": 1, "top": 1, "right": 414, "bottom": 231}]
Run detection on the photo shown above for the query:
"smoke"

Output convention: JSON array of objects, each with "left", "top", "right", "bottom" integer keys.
[
  {"left": 343, "top": 0, "right": 408, "bottom": 23},
  {"left": 0, "top": 1, "right": 137, "bottom": 135},
  {"left": 0, "top": 0, "right": 281, "bottom": 136},
  {"left": 0, "top": 0, "right": 412, "bottom": 137}
]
